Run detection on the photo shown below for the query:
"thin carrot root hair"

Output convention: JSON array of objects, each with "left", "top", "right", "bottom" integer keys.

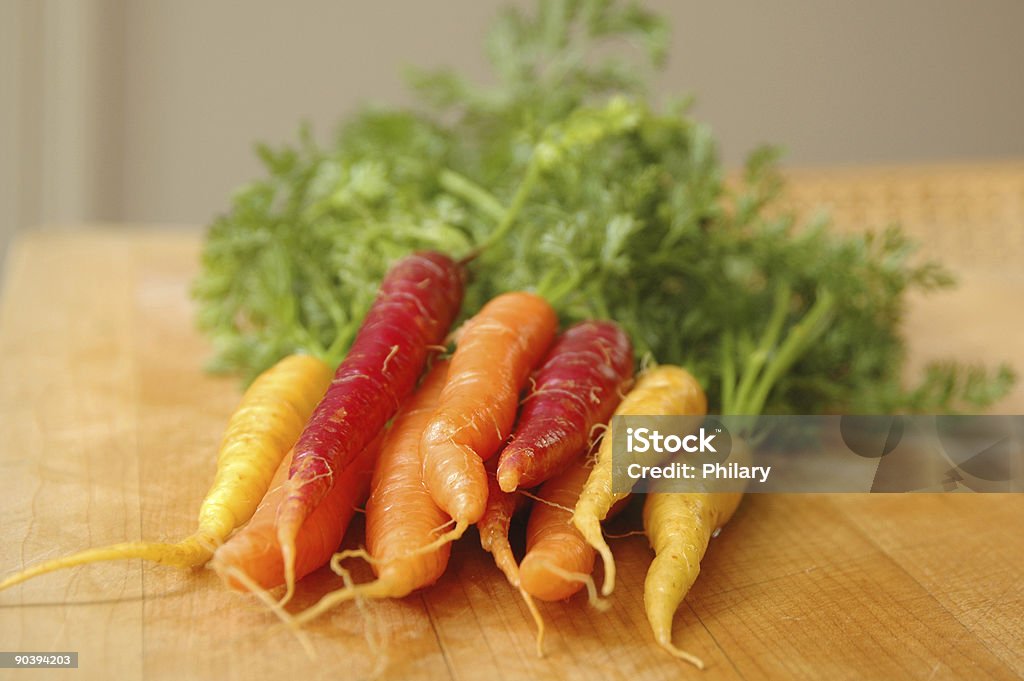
[
  {"left": 533, "top": 560, "right": 610, "bottom": 612},
  {"left": 657, "top": 640, "right": 705, "bottom": 670},
  {"left": 516, "top": 490, "right": 573, "bottom": 515},
  {"left": 390, "top": 520, "right": 468, "bottom": 564},
  {"left": 638, "top": 351, "right": 657, "bottom": 375},
  {"left": 432, "top": 517, "right": 457, "bottom": 533},
  {"left": 330, "top": 548, "right": 383, "bottom": 570},
  {"left": 380, "top": 344, "right": 400, "bottom": 373},
  {"left": 332, "top": 558, "right": 388, "bottom": 672},
  {"left": 519, "top": 586, "right": 546, "bottom": 658},
  {"left": 519, "top": 386, "right": 581, "bottom": 405},
  {"left": 587, "top": 422, "right": 608, "bottom": 450},
  {"left": 216, "top": 564, "right": 314, "bottom": 660},
  {"left": 603, "top": 529, "right": 646, "bottom": 540}
]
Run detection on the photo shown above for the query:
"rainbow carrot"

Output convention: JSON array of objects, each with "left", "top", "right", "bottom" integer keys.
[
  {"left": 572, "top": 365, "right": 707, "bottom": 596},
  {"left": 519, "top": 457, "right": 605, "bottom": 602},
  {"left": 420, "top": 291, "right": 557, "bottom": 545},
  {"left": 276, "top": 252, "right": 463, "bottom": 599},
  {"left": 478, "top": 459, "right": 527, "bottom": 586},
  {"left": 496, "top": 320, "right": 633, "bottom": 492},
  {"left": 293, "top": 361, "right": 455, "bottom": 623}
]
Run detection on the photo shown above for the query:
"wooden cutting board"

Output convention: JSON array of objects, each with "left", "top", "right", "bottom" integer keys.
[{"left": 1, "top": 228, "right": 1022, "bottom": 681}]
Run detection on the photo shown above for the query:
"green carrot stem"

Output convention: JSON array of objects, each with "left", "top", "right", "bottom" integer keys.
[
  {"left": 438, "top": 169, "right": 507, "bottom": 224},
  {"left": 743, "top": 289, "right": 835, "bottom": 416},
  {"left": 476, "top": 158, "right": 542, "bottom": 253},
  {"left": 732, "top": 282, "right": 792, "bottom": 412},
  {"left": 721, "top": 330, "right": 737, "bottom": 415}
]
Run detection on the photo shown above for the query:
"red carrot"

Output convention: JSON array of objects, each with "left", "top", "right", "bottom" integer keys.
[
  {"left": 276, "top": 252, "right": 464, "bottom": 599},
  {"left": 292, "top": 361, "right": 457, "bottom": 625},
  {"left": 496, "top": 320, "right": 633, "bottom": 493}
]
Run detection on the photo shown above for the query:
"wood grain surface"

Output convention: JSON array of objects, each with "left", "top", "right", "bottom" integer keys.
[{"left": 0, "top": 228, "right": 1022, "bottom": 681}]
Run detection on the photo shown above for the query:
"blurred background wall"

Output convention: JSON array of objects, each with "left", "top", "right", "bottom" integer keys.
[{"left": 3, "top": 0, "right": 1024, "bottom": 267}]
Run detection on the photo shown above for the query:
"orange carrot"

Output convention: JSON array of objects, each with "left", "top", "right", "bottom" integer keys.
[
  {"left": 210, "top": 432, "right": 382, "bottom": 591},
  {"left": 478, "top": 459, "right": 528, "bottom": 586},
  {"left": 477, "top": 458, "right": 547, "bottom": 655},
  {"left": 420, "top": 291, "right": 557, "bottom": 546},
  {"left": 293, "top": 361, "right": 454, "bottom": 623},
  {"left": 520, "top": 456, "right": 626, "bottom": 603}
]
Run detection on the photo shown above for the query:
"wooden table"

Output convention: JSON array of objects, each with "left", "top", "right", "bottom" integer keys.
[{"left": 1, "top": 228, "right": 1022, "bottom": 681}]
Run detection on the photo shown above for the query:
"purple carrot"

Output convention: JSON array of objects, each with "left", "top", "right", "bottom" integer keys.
[
  {"left": 276, "top": 251, "right": 464, "bottom": 599},
  {"left": 495, "top": 320, "right": 634, "bottom": 493}
]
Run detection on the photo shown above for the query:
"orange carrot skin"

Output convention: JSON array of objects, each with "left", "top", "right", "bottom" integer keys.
[
  {"left": 478, "top": 459, "right": 528, "bottom": 586},
  {"left": 364, "top": 361, "right": 453, "bottom": 595},
  {"left": 212, "top": 435, "right": 383, "bottom": 591},
  {"left": 279, "top": 253, "right": 463, "bottom": 539},
  {"left": 496, "top": 320, "right": 633, "bottom": 493},
  {"left": 421, "top": 291, "right": 557, "bottom": 525},
  {"left": 519, "top": 457, "right": 623, "bottom": 602}
]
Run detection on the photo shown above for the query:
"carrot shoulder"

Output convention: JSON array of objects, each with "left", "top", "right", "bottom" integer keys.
[
  {"left": 421, "top": 291, "right": 557, "bottom": 536},
  {"left": 0, "top": 354, "right": 332, "bottom": 591}
]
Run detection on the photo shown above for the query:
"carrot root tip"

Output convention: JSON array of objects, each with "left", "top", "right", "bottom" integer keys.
[
  {"left": 597, "top": 540, "right": 616, "bottom": 597},
  {"left": 519, "top": 587, "right": 546, "bottom": 658},
  {"left": 496, "top": 466, "right": 519, "bottom": 494},
  {"left": 278, "top": 538, "right": 297, "bottom": 607},
  {"left": 574, "top": 514, "right": 617, "bottom": 597},
  {"left": 658, "top": 639, "right": 705, "bottom": 670},
  {"left": 219, "top": 564, "right": 314, "bottom": 659}
]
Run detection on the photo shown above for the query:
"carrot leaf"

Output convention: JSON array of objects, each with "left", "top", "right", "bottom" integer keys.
[{"left": 193, "top": 0, "right": 1013, "bottom": 414}]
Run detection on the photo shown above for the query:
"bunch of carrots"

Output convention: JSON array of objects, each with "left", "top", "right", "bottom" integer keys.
[{"left": 1, "top": 251, "right": 752, "bottom": 669}]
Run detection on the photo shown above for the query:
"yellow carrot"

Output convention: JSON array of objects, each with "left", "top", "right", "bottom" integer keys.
[
  {"left": 571, "top": 365, "right": 706, "bottom": 596},
  {"left": 0, "top": 354, "right": 332, "bottom": 590},
  {"left": 642, "top": 479, "right": 745, "bottom": 668}
]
